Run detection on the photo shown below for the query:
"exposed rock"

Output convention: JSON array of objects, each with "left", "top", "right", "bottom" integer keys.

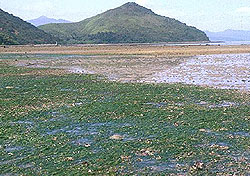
[{"left": 109, "top": 134, "right": 123, "bottom": 140}]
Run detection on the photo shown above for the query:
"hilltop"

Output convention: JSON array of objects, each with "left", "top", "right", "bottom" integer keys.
[
  {"left": 28, "top": 16, "right": 71, "bottom": 27},
  {"left": 40, "top": 2, "right": 209, "bottom": 44},
  {"left": 0, "top": 9, "right": 56, "bottom": 45}
]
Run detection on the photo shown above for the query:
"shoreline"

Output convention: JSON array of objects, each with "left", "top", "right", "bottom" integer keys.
[{"left": 1, "top": 45, "right": 250, "bottom": 57}]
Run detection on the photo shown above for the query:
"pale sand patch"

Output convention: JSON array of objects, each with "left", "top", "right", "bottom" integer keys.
[{"left": 1, "top": 45, "right": 250, "bottom": 56}]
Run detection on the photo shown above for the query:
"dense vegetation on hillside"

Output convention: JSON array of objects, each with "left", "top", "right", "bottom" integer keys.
[
  {"left": 40, "top": 2, "right": 209, "bottom": 44},
  {"left": 0, "top": 9, "right": 56, "bottom": 45}
]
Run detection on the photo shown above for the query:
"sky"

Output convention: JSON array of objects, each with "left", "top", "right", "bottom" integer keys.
[{"left": 0, "top": 0, "right": 250, "bottom": 32}]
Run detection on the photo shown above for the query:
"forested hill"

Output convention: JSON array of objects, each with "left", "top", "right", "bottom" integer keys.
[
  {"left": 39, "top": 2, "right": 209, "bottom": 44},
  {"left": 0, "top": 9, "right": 56, "bottom": 45}
]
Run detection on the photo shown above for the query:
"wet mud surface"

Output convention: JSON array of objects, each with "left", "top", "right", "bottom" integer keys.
[
  {"left": 4, "top": 53, "right": 250, "bottom": 91},
  {"left": 148, "top": 54, "right": 250, "bottom": 91}
]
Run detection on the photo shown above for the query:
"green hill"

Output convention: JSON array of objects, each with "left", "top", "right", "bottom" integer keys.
[
  {"left": 0, "top": 9, "right": 56, "bottom": 45},
  {"left": 39, "top": 2, "right": 209, "bottom": 44}
]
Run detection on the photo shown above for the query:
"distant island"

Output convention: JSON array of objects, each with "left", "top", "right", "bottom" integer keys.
[
  {"left": 205, "top": 30, "right": 250, "bottom": 41},
  {"left": 39, "top": 2, "right": 209, "bottom": 44},
  {"left": 28, "top": 16, "right": 71, "bottom": 27}
]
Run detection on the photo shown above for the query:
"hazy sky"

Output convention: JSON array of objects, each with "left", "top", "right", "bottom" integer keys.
[{"left": 1, "top": 0, "right": 250, "bottom": 32}]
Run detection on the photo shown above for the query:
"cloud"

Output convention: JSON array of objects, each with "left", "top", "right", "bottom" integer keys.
[
  {"left": 135, "top": 0, "right": 148, "bottom": 6},
  {"left": 236, "top": 7, "right": 250, "bottom": 14},
  {"left": 155, "top": 9, "right": 186, "bottom": 18}
]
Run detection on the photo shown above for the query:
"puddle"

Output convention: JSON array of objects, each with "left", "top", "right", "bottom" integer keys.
[
  {"left": 46, "top": 126, "right": 71, "bottom": 135},
  {"left": 40, "top": 111, "right": 70, "bottom": 122},
  {"left": 145, "top": 102, "right": 168, "bottom": 108},
  {"left": 48, "top": 115, "right": 69, "bottom": 122},
  {"left": 146, "top": 54, "right": 250, "bottom": 90},
  {"left": 0, "top": 173, "right": 19, "bottom": 176},
  {"left": 199, "top": 129, "right": 222, "bottom": 137},
  {"left": 208, "top": 151, "right": 250, "bottom": 174},
  {"left": 74, "top": 102, "right": 84, "bottom": 106},
  {"left": 60, "top": 88, "right": 77, "bottom": 92},
  {"left": 10, "top": 121, "right": 33, "bottom": 125},
  {"left": 89, "top": 122, "right": 110, "bottom": 127},
  {"left": 230, "top": 131, "right": 249, "bottom": 137},
  {"left": 123, "top": 134, "right": 157, "bottom": 142},
  {"left": 174, "top": 101, "right": 243, "bottom": 108},
  {"left": 89, "top": 122, "right": 131, "bottom": 128},
  {"left": 208, "top": 101, "right": 240, "bottom": 108},
  {"left": 211, "top": 142, "right": 231, "bottom": 148},
  {"left": 45, "top": 121, "right": 132, "bottom": 137},
  {"left": 18, "top": 163, "right": 34, "bottom": 169},
  {"left": 69, "top": 67, "right": 93, "bottom": 74},
  {"left": 179, "top": 100, "right": 245, "bottom": 108},
  {"left": 0, "top": 157, "right": 25, "bottom": 166},
  {"left": 133, "top": 158, "right": 183, "bottom": 173},
  {"left": 72, "top": 138, "right": 93, "bottom": 146},
  {"left": 4, "top": 146, "right": 24, "bottom": 152},
  {"left": 197, "top": 142, "right": 231, "bottom": 150},
  {"left": 230, "top": 152, "right": 250, "bottom": 163}
]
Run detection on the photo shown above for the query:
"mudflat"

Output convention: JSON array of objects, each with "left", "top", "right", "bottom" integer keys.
[
  {"left": 1, "top": 45, "right": 249, "bottom": 91},
  {"left": 0, "top": 44, "right": 249, "bottom": 175}
]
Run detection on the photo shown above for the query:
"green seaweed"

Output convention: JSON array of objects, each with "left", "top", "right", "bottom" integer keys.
[{"left": 0, "top": 61, "right": 249, "bottom": 175}]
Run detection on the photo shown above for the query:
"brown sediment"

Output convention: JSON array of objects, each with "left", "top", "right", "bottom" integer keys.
[
  {"left": 1, "top": 45, "right": 250, "bottom": 56},
  {"left": 1, "top": 45, "right": 249, "bottom": 92},
  {"left": 5, "top": 55, "right": 186, "bottom": 82}
]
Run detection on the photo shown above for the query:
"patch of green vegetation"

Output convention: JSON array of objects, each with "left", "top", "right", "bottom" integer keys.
[
  {"left": 0, "top": 9, "right": 57, "bottom": 45},
  {"left": 0, "top": 62, "right": 249, "bottom": 175},
  {"left": 39, "top": 2, "right": 209, "bottom": 44}
]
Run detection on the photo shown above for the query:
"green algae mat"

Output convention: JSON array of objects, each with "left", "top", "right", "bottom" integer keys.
[{"left": 0, "top": 59, "right": 249, "bottom": 175}]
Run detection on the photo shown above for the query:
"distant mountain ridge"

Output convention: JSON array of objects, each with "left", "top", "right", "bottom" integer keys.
[
  {"left": 205, "top": 30, "right": 250, "bottom": 41},
  {"left": 40, "top": 2, "right": 209, "bottom": 44},
  {"left": 0, "top": 9, "right": 56, "bottom": 45},
  {"left": 28, "top": 16, "right": 71, "bottom": 27}
]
